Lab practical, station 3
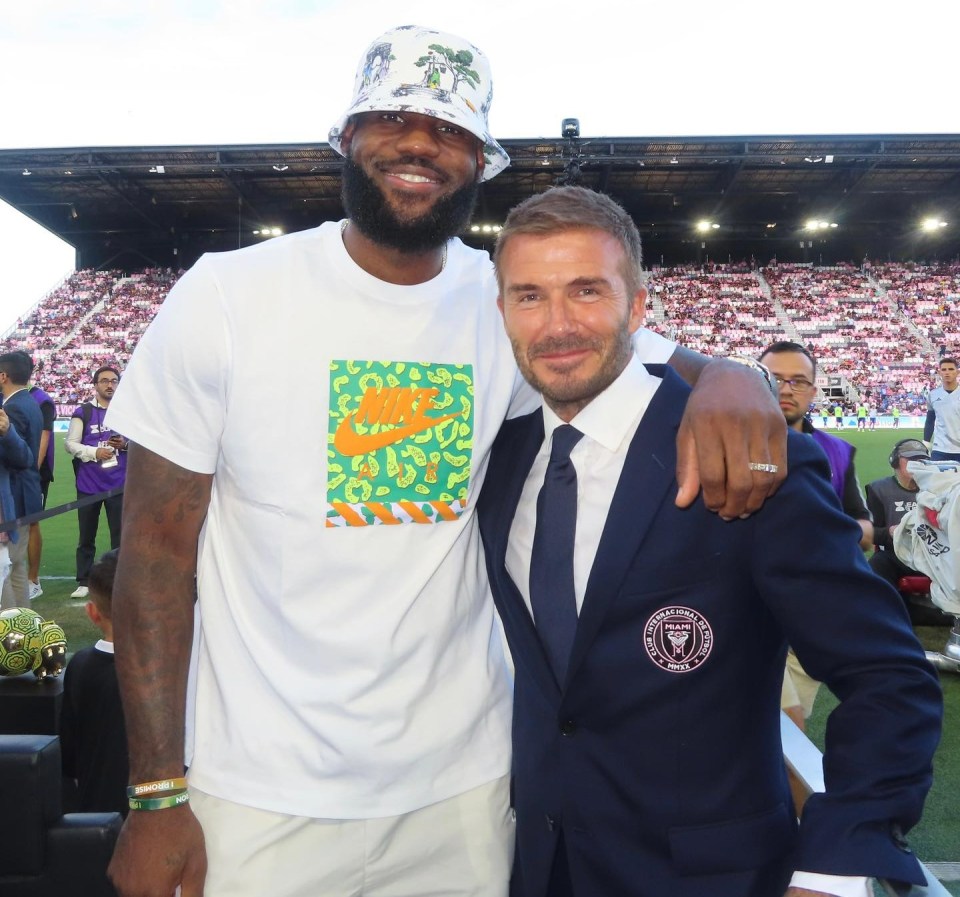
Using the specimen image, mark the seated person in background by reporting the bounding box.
[866,439,949,625]
[60,548,128,816]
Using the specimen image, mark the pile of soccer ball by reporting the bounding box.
[0,607,67,679]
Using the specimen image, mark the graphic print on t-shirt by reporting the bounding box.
[327,360,475,526]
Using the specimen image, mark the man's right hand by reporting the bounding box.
[108,805,207,897]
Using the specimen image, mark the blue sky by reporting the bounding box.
[1,0,954,332]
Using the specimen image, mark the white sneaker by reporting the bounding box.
[70,585,89,599]
[28,580,43,600]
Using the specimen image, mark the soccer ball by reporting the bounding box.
[0,607,43,676]
[35,620,68,679]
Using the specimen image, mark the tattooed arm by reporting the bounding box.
[108,444,212,897]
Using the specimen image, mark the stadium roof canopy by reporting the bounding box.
[1,133,959,270]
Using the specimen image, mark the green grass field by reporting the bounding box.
[27,428,960,886]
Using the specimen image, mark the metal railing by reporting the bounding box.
[780,712,952,897]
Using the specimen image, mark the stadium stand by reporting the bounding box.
[2,268,180,408]
[2,260,958,414]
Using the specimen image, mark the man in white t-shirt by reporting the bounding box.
[106,25,785,897]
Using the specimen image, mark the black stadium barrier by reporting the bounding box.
[0,487,124,534]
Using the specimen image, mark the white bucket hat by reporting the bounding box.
[328,25,510,182]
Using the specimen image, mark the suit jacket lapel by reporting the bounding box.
[565,368,687,684]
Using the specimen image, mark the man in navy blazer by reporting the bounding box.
[477,187,942,897]
[0,406,33,599]
[0,351,43,608]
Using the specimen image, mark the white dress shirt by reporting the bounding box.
[505,355,870,897]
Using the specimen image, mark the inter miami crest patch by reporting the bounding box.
[644,606,713,673]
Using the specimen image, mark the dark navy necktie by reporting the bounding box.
[529,424,584,684]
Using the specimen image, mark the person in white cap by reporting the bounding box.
[106,25,785,897]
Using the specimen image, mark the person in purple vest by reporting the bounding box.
[759,341,873,732]
[64,365,127,600]
[759,342,872,549]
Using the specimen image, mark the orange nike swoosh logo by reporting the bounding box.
[334,410,464,456]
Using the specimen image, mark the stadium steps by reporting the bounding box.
[866,271,937,358]
[756,270,802,341]
[645,286,667,324]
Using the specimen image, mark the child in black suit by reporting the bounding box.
[60,548,128,815]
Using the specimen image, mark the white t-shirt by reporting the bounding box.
[107,221,676,819]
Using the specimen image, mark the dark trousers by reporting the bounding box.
[75,491,123,585]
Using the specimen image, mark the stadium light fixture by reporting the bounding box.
[148,165,165,174]
[21,169,31,176]
[696,220,712,232]
[272,164,289,172]
[921,218,949,232]
[804,220,836,231]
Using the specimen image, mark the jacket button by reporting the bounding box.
[559,719,577,736]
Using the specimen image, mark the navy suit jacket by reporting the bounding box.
[477,366,942,897]
[2,388,43,518]
[0,421,33,541]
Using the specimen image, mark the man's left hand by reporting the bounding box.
[675,358,787,518]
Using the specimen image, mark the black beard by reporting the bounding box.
[341,156,480,253]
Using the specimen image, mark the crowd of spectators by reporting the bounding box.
[2,268,180,409]
[646,266,781,358]
[3,260,960,416]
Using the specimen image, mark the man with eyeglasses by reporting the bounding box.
[65,366,126,600]
[760,342,874,732]
[760,342,872,549]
